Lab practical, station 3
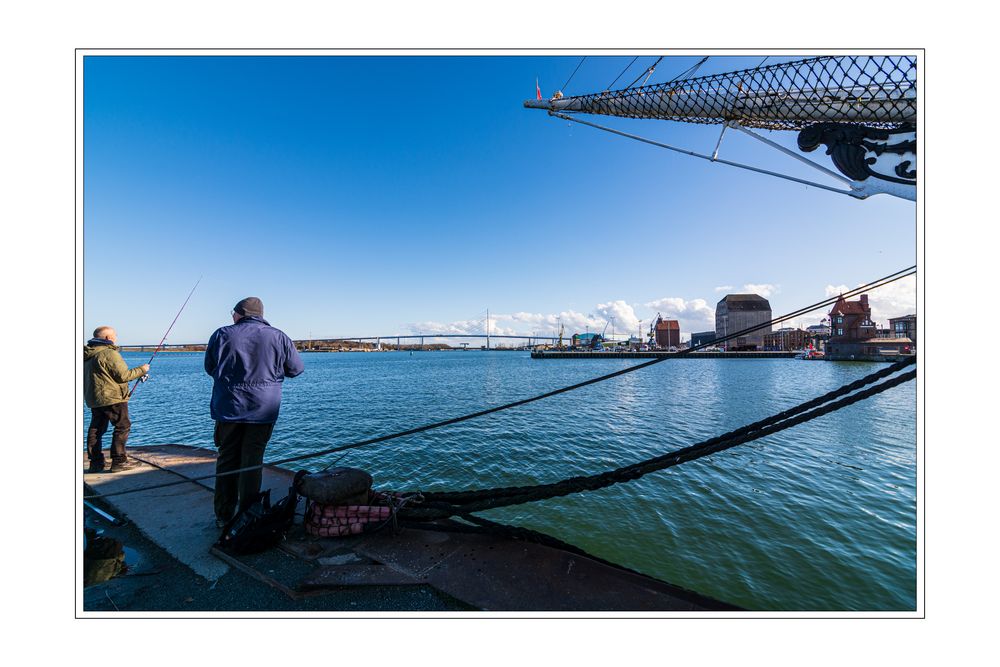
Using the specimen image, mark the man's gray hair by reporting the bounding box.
[93,326,114,339]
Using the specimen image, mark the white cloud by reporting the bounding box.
[402,274,915,344]
[713,284,777,297]
[407,309,601,339]
[743,283,778,298]
[406,319,484,335]
[495,310,606,334]
[643,296,716,334]
[594,300,641,335]
[824,274,916,325]
[548,310,606,334]
[406,301,645,341]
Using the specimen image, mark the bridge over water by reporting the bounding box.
[307,334,562,349]
[121,333,564,352]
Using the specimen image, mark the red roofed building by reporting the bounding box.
[827,294,913,359]
[653,317,680,349]
[828,293,876,342]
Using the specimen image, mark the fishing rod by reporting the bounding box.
[128,276,202,399]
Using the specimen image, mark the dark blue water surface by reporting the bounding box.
[103,350,916,611]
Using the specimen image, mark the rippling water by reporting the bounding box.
[98,350,916,611]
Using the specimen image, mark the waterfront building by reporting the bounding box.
[715,294,772,350]
[762,328,811,351]
[827,294,912,358]
[805,323,831,352]
[691,331,716,348]
[653,317,680,349]
[828,294,875,343]
[571,332,602,349]
[889,314,917,346]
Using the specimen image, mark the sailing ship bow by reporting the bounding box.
[525,56,917,200]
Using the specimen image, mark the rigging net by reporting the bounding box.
[527,56,915,130]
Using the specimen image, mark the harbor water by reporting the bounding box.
[98,350,917,611]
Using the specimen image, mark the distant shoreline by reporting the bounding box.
[119,346,532,353]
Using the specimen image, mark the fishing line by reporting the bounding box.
[128,276,202,399]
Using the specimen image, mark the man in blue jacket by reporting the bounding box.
[204,297,304,528]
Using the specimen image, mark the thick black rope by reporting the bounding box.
[83,266,914,501]
[400,366,916,520]
[413,356,915,506]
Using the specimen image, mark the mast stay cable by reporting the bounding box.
[561,56,587,93]
[606,56,639,91]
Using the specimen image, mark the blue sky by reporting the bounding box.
[83,55,916,344]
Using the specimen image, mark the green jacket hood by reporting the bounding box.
[84,341,120,360]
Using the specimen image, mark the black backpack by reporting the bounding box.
[216,473,303,555]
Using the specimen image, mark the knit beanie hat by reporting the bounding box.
[234,297,264,317]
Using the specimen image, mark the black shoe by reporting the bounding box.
[216,518,229,529]
[86,463,106,474]
[109,460,141,473]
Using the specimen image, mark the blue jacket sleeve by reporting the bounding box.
[283,335,304,378]
[204,330,219,376]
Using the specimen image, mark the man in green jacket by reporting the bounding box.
[84,326,150,473]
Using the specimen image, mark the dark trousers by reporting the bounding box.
[87,403,132,466]
[213,421,275,521]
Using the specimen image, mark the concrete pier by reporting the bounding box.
[84,444,739,611]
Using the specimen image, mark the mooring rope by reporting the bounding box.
[400,362,916,520]
[83,266,915,501]
[411,356,916,507]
